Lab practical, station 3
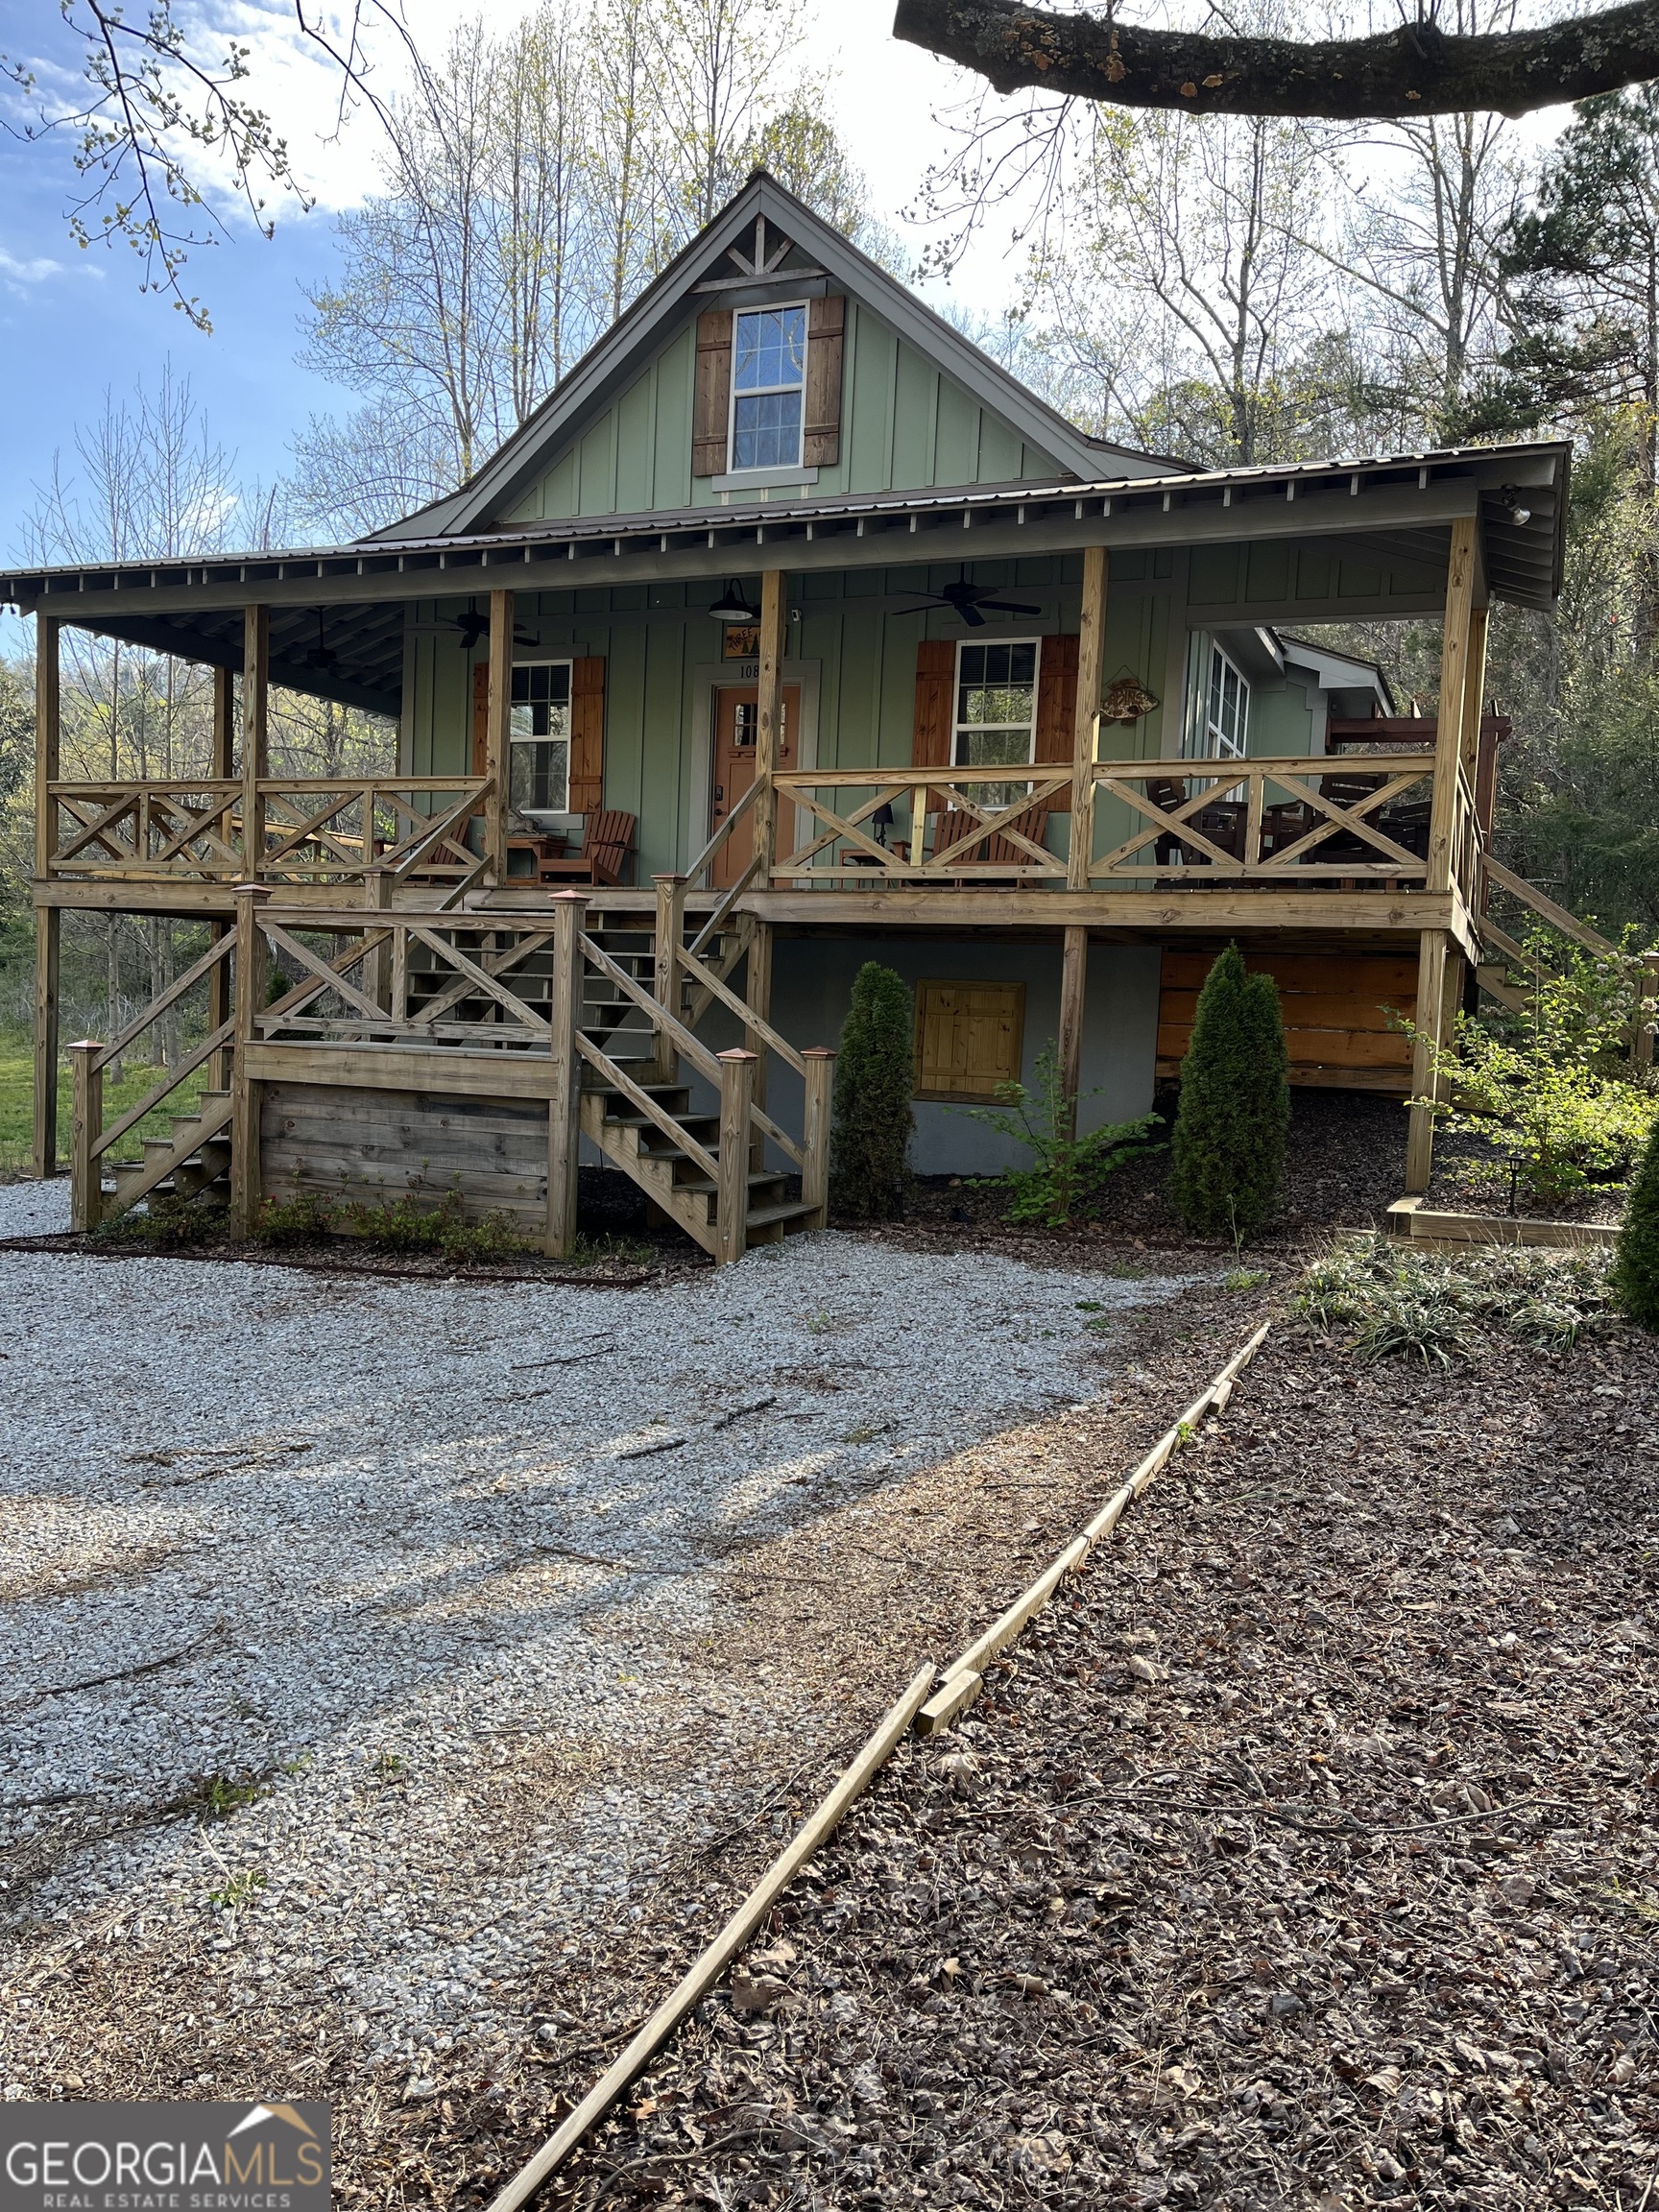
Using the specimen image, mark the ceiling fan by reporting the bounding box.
[896,566,1044,629]
[450,598,541,651]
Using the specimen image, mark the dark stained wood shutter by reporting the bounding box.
[693,309,733,477]
[568,657,606,813]
[804,295,846,468]
[912,639,955,804]
[1033,633,1079,809]
[471,661,489,778]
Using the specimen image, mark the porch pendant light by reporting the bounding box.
[709,579,760,621]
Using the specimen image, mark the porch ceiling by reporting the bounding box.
[1,441,1569,709]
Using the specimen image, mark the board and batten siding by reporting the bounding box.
[503,301,1063,524]
[400,550,1184,878]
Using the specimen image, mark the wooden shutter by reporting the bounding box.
[804,295,846,468]
[693,309,733,478]
[914,980,1026,1101]
[568,657,606,813]
[471,662,489,778]
[1033,632,1079,809]
[912,638,955,774]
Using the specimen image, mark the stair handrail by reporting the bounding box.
[572,1033,719,1183]
[88,1021,235,1166]
[673,941,806,1076]
[1483,854,1620,960]
[86,927,236,1076]
[684,778,759,891]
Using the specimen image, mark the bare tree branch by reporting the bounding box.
[892,0,1659,121]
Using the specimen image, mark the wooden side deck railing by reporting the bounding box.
[45,776,489,884]
[767,751,1477,896]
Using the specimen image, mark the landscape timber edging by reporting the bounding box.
[1386,1195,1621,1251]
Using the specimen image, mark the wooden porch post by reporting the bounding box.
[33,614,60,1178]
[1058,925,1089,1138]
[1459,601,1489,774]
[545,889,587,1259]
[716,1048,757,1266]
[484,589,515,884]
[1405,926,1454,1194]
[242,607,269,879]
[208,662,237,1090]
[1068,544,1106,892]
[229,880,272,1235]
[67,1040,104,1232]
[1427,517,1476,897]
[752,570,786,884]
[801,1046,835,1229]
[652,872,687,1083]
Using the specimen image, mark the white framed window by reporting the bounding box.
[729,304,807,472]
[1204,641,1249,757]
[509,660,571,813]
[952,637,1040,774]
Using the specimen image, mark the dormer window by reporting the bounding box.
[730,305,807,471]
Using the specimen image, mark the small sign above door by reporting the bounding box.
[722,623,760,661]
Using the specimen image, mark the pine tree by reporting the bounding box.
[1169,943,1290,1239]
[829,962,914,1221]
[1612,1128,1659,1327]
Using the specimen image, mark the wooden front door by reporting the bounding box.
[710,684,800,889]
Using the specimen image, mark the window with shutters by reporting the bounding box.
[914,980,1026,1103]
[509,661,571,814]
[729,304,807,470]
[954,638,1039,809]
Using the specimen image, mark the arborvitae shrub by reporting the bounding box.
[1612,1129,1659,1328]
[829,962,914,1221]
[1169,942,1290,1239]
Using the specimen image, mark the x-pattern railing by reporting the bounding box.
[46,776,488,881]
[770,765,1070,882]
[1089,753,1438,880]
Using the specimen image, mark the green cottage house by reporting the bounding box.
[7,173,1571,1259]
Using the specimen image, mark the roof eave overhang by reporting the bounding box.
[2,444,1571,625]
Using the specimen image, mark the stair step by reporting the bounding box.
[745,1200,818,1231]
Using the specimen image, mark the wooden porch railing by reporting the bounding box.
[770,764,1070,883]
[45,776,489,884]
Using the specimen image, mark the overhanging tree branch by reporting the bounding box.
[892,0,1659,120]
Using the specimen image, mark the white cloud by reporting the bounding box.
[0,246,66,284]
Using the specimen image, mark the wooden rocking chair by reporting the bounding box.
[534,808,637,887]
[928,802,1052,879]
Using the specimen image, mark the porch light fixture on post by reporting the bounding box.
[709,580,760,621]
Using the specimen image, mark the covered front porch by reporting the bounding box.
[11,437,1570,1253]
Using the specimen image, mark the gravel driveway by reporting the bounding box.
[0,1180,1204,2128]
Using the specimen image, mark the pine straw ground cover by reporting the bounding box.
[554,1263,1659,2212]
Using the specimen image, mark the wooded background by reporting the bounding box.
[2,0,1656,1053]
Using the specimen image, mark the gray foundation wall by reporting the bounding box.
[691,933,1162,1176]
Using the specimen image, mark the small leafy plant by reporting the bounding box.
[97,1192,222,1247]
[962,1042,1161,1227]
[252,1191,337,1245]
[1299,1233,1612,1365]
[207,1869,268,1911]
[349,1190,528,1262]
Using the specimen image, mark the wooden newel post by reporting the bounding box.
[363,868,393,1010]
[546,891,588,1259]
[229,881,272,1237]
[1405,926,1453,1195]
[67,1041,104,1233]
[716,1048,757,1266]
[1057,925,1089,1138]
[652,872,687,1084]
[1428,517,1476,898]
[801,1047,835,1230]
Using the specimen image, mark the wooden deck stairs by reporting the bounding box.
[101,1089,234,1218]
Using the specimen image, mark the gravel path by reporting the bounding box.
[0,1180,1213,2147]
[561,1317,1659,2210]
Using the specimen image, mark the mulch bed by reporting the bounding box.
[550,1314,1659,2211]
[904,1088,1413,1254]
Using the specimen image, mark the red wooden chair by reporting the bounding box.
[535,809,637,887]
[929,803,1051,877]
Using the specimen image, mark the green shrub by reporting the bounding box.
[1407,926,1657,1207]
[1169,944,1290,1241]
[1300,1233,1612,1364]
[348,1189,528,1262]
[96,1192,221,1247]
[252,1191,336,1245]
[829,962,914,1222]
[1612,1130,1659,1327]
[963,1041,1162,1226]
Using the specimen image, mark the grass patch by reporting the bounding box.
[1299,1233,1613,1366]
[1222,1266,1271,1292]
[0,1034,210,1181]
